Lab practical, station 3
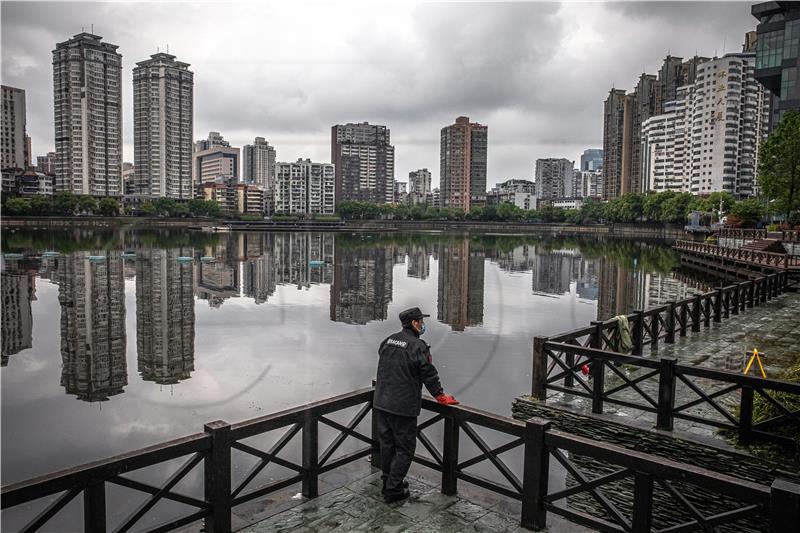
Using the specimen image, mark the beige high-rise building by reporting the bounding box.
[133,53,194,199]
[192,132,240,189]
[440,116,488,211]
[52,33,122,196]
[2,85,27,171]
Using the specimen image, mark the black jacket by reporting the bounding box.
[374,326,444,417]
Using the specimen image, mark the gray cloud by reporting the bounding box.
[1,1,757,187]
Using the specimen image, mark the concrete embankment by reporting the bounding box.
[2,217,692,240]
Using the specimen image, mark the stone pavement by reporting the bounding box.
[546,292,800,443]
[236,465,595,533]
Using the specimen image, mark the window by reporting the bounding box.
[757,30,784,68]
[784,19,800,59]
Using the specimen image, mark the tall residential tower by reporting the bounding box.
[440,116,488,211]
[52,33,122,196]
[331,122,394,205]
[132,53,194,199]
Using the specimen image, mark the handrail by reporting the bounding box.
[2,386,799,532]
[674,239,799,269]
[531,271,798,446]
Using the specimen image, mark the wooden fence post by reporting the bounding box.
[302,411,319,498]
[738,282,748,313]
[760,277,768,304]
[442,414,459,496]
[632,472,654,533]
[679,301,688,337]
[731,284,739,316]
[370,381,381,467]
[691,295,701,333]
[204,420,232,533]
[713,287,723,323]
[84,480,106,533]
[665,302,676,344]
[703,293,711,328]
[747,281,754,308]
[656,358,676,431]
[770,479,800,533]
[531,336,548,401]
[521,417,552,531]
[632,310,645,355]
[590,321,604,350]
[738,386,754,446]
[591,357,605,415]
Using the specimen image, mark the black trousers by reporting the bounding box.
[374,408,417,496]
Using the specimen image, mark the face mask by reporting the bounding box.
[419,323,427,335]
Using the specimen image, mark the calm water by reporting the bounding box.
[1,228,711,488]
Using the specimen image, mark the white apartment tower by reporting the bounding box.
[132,53,194,199]
[52,33,122,196]
[408,168,432,205]
[274,159,335,215]
[2,86,27,170]
[534,158,574,200]
[243,137,276,188]
[642,53,769,196]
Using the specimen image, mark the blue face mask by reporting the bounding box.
[419,323,427,335]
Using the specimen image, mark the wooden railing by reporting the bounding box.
[674,240,800,269]
[5,385,800,532]
[718,228,800,242]
[532,272,800,447]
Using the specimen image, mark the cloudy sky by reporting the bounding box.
[2,1,756,188]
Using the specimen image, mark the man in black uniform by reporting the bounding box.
[374,307,459,503]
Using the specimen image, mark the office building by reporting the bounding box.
[440,116,488,211]
[193,132,239,187]
[752,2,800,129]
[274,159,335,215]
[2,85,27,170]
[580,149,603,171]
[133,53,194,199]
[53,33,122,196]
[331,122,394,204]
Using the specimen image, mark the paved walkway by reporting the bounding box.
[235,466,594,533]
[547,292,800,442]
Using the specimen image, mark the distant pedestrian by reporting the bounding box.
[374,307,458,503]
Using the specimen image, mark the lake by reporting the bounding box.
[1,227,711,488]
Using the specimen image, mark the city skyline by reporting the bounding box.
[1,1,756,190]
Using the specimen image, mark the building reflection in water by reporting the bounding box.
[56,251,128,402]
[330,240,393,324]
[136,248,195,385]
[1,260,35,367]
[437,239,484,331]
[407,244,431,280]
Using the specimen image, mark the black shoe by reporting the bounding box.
[381,480,409,494]
[383,489,410,504]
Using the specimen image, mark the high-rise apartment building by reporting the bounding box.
[602,89,627,200]
[192,132,239,188]
[243,137,276,188]
[53,33,122,196]
[132,53,194,199]
[331,122,394,205]
[440,116,488,211]
[535,158,574,200]
[579,149,603,171]
[274,159,335,215]
[408,168,432,205]
[36,152,57,175]
[641,53,769,196]
[2,85,27,170]
[752,2,800,129]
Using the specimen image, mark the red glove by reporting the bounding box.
[436,393,459,405]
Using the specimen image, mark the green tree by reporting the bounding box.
[729,198,765,227]
[139,202,156,216]
[579,198,605,223]
[659,192,693,223]
[52,192,80,215]
[98,197,120,217]
[643,191,674,221]
[78,195,98,214]
[604,193,643,223]
[153,197,178,216]
[5,197,31,215]
[29,195,53,215]
[706,191,736,216]
[496,202,523,221]
[758,110,800,220]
